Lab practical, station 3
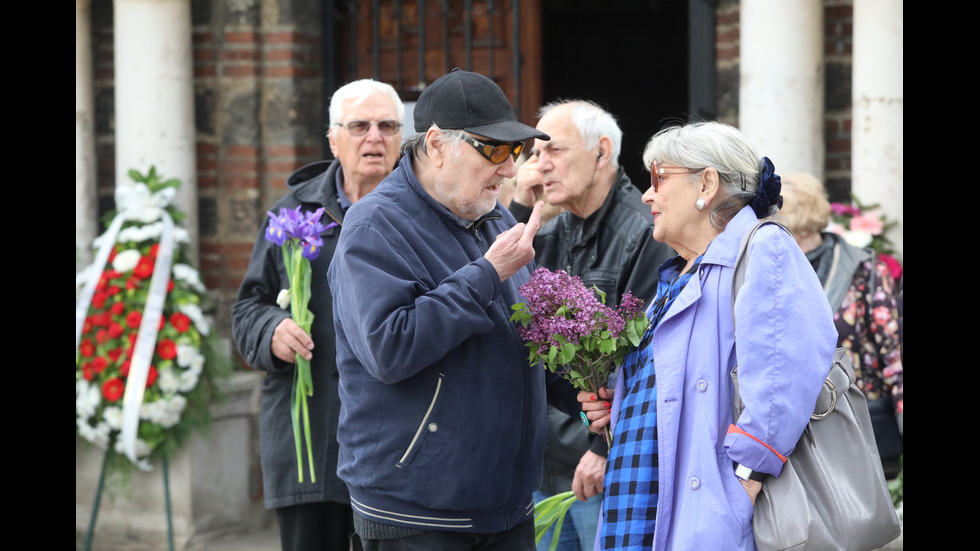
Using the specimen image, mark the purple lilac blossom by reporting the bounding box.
[617,291,644,319]
[518,268,625,355]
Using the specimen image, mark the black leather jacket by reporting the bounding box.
[510,169,674,493]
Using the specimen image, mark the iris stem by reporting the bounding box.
[288,242,316,483]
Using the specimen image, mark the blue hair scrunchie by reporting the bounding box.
[750,156,783,218]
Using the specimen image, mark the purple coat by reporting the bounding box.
[600,206,836,550]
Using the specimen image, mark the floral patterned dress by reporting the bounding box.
[822,253,903,415]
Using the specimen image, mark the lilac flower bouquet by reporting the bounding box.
[512,268,646,548]
[510,267,647,448]
[265,205,336,483]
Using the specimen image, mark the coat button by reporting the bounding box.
[428,423,438,432]
[697,379,708,392]
[689,477,701,490]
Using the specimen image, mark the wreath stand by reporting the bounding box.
[83,450,176,551]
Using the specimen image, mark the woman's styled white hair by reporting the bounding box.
[642,121,774,227]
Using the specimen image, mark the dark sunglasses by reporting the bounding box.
[335,120,402,137]
[650,160,699,192]
[461,134,525,164]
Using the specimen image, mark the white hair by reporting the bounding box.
[328,79,405,129]
[539,99,623,168]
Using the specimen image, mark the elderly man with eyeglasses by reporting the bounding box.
[233,78,404,551]
[326,68,583,551]
[508,100,675,551]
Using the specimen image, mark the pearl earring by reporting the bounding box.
[696,198,705,211]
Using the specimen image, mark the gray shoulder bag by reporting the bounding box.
[730,220,901,551]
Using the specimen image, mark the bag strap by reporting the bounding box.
[731,219,795,330]
[730,220,794,421]
[823,239,871,310]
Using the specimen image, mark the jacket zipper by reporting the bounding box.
[467,214,503,244]
[397,373,445,465]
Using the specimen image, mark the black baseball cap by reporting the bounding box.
[414,68,550,143]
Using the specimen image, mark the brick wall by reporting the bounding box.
[715,0,741,126]
[192,0,325,364]
[824,0,854,203]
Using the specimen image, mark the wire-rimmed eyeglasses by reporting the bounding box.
[334,120,403,137]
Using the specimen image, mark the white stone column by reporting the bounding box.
[114,0,198,258]
[853,0,903,257]
[77,0,98,272]
[739,0,824,178]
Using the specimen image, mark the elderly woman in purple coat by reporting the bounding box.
[579,121,837,551]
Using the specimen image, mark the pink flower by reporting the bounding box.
[830,202,861,217]
[848,212,884,235]
[879,253,903,281]
[827,222,846,236]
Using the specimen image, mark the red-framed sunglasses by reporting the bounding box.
[649,161,700,192]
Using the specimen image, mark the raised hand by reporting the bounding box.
[513,155,544,207]
[485,201,543,281]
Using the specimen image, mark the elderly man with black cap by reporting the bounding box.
[327,68,583,550]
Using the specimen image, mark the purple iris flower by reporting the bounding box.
[265,210,291,246]
[294,208,326,240]
[301,234,324,260]
[266,206,339,261]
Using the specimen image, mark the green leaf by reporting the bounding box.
[627,317,646,347]
[159,178,181,190]
[559,342,577,364]
[290,369,305,483]
[534,491,578,546]
[591,285,608,304]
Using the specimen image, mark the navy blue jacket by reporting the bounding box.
[327,154,579,533]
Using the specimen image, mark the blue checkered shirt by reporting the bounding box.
[601,254,703,550]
